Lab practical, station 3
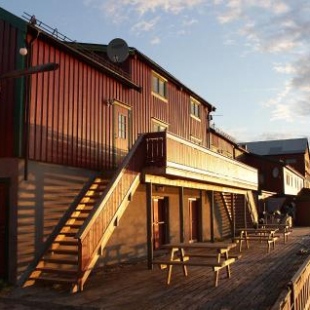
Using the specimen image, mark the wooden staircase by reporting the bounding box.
[24,177,110,288]
[214,191,258,238]
[22,134,147,292]
[214,192,233,238]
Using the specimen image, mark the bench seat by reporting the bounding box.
[152,257,236,286]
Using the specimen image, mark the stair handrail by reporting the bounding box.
[75,134,147,275]
[76,133,146,239]
[18,172,102,286]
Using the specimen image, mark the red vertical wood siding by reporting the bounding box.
[25,34,210,170]
[28,38,120,170]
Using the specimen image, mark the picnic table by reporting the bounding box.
[235,227,279,253]
[258,223,293,243]
[152,242,239,287]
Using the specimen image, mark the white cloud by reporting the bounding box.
[273,63,296,74]
[131,16,161,35]
[86,0,206,16]
[150,36,161,45]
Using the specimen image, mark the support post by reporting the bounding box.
[210,191,215,242]
[179,187,184,242]
[146,183,153,270]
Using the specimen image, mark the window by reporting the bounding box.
[152,71,167,99]
[190,97,200,119]
[118,113,127,139]
[152,118,168,132]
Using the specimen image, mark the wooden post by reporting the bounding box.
[244,194,247,228]
[179,187,184,242]
[199,190,203,241]
[210,191,215,242]
[146,183,153,270]
[232,194,236,238]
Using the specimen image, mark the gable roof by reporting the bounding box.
[240,138,309,156]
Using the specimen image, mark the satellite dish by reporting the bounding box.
[107,38,129,63]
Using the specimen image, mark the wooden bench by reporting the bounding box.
[278,229,292,243]
[152,257,236,287]
[186,253,242,260]
[234,235,279,253]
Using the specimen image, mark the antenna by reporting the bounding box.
[107,38,129,63]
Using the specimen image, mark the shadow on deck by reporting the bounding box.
[3,227,310,310]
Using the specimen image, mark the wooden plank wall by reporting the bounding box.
[25,34,210,171]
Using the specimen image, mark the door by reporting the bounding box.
[113,101,131,166]
[153,197,169,250]
[0,180,9,280]
[189,198,201,242]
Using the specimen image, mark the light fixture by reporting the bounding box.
[19,47,28,56]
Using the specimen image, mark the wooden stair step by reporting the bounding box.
[43,257,78,265]
[36,267,77,274]
[64,224,83,229]
[77,202,96,206]
[48,248,78,255]
[59,231,77,237]
[53,240,78,246]
[75,208,93,213]
[71,213,89,219]
[33,275,77,284]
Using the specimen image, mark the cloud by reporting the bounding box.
[84,0,205,16]
[131,17,161,35]
[83,0,206,39]
[215,1,310,127]
[150,36,161,45]
[273,63,296,74]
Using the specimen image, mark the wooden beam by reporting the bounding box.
[143,174,248,195]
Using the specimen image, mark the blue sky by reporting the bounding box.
[1,0,310,142]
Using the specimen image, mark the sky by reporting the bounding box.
[1,0,310,143]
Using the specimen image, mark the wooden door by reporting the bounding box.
[153,197,169,250]
[0,180,9,280]
[189,199,201,242]
[113,102,131,166]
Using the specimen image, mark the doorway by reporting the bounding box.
[189,198,201,242]
[113,101,131,166]
[0,179,9,280]
[153,197,169,250]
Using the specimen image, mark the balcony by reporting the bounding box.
[144,132,258,191]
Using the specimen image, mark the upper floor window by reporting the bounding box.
[152,117,168,132]
[190,97,200,119]
[152,71,167,100]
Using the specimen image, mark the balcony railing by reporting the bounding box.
[145,132,258,190]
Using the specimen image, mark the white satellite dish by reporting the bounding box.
[107,38,129,63]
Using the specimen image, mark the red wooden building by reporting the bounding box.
[0,8,261,291]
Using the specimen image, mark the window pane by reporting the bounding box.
[118,114,127,139]
[152,76,158,93]
[159,80,165,97]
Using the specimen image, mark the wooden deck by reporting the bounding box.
[2,227,310,310]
